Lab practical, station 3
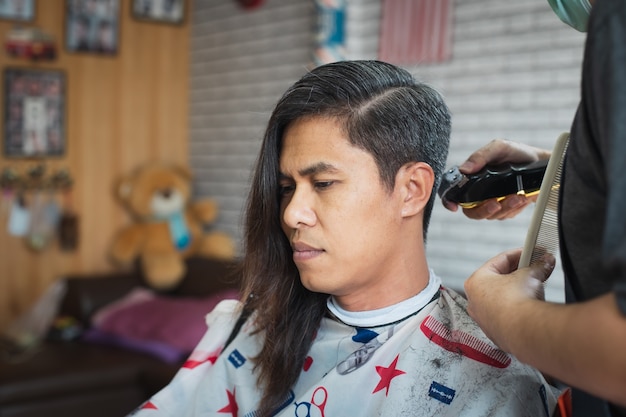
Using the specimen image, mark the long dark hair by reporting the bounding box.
[240,60,450,415]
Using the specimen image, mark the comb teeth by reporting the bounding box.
[528,173,562,267]
[519,133,570,269]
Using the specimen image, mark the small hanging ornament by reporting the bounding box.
[312,0,346,67]
[236,0,265,10]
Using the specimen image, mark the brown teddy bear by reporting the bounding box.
[109,162,235,289]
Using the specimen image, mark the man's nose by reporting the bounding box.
[282,188,316,228]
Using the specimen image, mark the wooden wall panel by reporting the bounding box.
[0,0,190,331]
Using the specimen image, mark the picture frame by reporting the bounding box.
[65,0,119,55]
[3,68,66,158]
[0,0,35,22]
[132,0,185,25]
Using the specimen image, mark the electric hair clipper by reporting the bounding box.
[438,159,549,209]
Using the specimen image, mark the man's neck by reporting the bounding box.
[334,246,431,312]
[328,267,440,327]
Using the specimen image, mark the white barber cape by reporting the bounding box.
[129,272,559,417]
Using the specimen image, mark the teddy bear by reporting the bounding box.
[109,162,235,290]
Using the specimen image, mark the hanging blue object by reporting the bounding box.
[313,0,346,66]
[167,211,192,251]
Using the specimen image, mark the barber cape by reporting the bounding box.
[129,274,559,417]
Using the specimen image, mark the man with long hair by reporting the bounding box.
[130,60,560,417]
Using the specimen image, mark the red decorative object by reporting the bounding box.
[379,0,453,65]
[4,27,56,60]
[237,0,264,10]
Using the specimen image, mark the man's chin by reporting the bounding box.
[299,275,331,294]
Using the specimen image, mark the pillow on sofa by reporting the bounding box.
[82,287,239,363]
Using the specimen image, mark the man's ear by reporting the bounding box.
[398,162,434,218]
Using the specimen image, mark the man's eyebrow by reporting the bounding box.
[299,162,340,177]
[280,162,340,179]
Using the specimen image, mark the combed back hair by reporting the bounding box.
[240,60,451,416]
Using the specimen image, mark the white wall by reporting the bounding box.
[189,0,315,244]
[190,0,586,301]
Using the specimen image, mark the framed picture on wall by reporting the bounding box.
[65,0,119,55]
[0,0,35,21]
[132,0,185,24]
[3,68,66,158]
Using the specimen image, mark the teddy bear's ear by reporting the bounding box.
[173,165,193,181]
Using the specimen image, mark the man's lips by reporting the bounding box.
[292,242,324,261]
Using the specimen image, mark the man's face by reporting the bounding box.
[279,116,406,309]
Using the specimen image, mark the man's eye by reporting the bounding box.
[314,181,334,190]
[279,184,295,196]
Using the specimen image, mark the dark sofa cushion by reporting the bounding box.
[0,341,175,406]
[165,257,242,296]
[59,257,242,327]
[59,273,139,327]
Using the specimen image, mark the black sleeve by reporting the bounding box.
[585,0,626,314]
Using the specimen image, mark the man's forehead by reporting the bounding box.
[278,116,370,177]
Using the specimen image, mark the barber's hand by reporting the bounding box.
[444,139,551,220]
[463,249,555,352]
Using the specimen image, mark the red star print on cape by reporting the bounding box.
[140,401,157,409]
[218,387,239,417]
[372,354,406,396]
[182,347,221,370]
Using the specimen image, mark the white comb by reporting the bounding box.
[518,132,570,269]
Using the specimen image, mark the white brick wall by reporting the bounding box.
[409,0,585,301]
[189,0,315,252]
[190,0,586,301]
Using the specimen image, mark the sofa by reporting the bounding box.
[0,257,241,417]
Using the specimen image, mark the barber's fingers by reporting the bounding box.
[521,254,556,301]
[461,199,501,219]
[442,199,459,212]
[470,248,556,282]
[458,139,551,175]
[491,202,529,220]
[466,249,555,303]
[496,196,535,219]
[484,248,524,275]
[479,248,555,279]
[526,253,556,283]
[461,195,532,220]
[458,139,521,174]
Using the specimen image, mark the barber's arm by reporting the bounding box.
[444,139,551,220]
[464,250,626,406]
